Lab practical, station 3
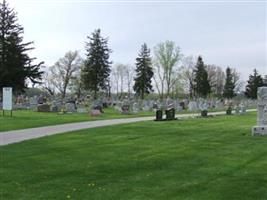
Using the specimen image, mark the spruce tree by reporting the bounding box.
[133,43,154,99]
[245,69,264,99]
[223,67,235,99]
[82,29,112,99]
[0,0,43,92]
[193,56,210,97]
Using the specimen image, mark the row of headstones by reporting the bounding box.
[154,104,247,122]
[3,94,256,116]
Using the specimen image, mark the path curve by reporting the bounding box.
[0,109,256,146]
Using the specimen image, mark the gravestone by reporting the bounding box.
[91,109,101,116]
[252,87,267,136]
[29,96,38,110]
[114,105,122,112]
[176,104,183,112]
[121,104,130,114]
[188,101,198,112]
[77,107,88,114]
[142,100,150,111]
[37,104,50,112]
[240,103,246,114]
[37,95,45,104]
[226,106,232,115]
[215,100,224,110]
[132,102,139,114]
[121,98,131,114]
[51,100,61,112]
[199,101,208,117]
[165,108,176,120]
[165,99,176,120]
[179,101,185,110]
[92,100,103,113]
[155,110,163,121]
[234,105,240,115]
[66,102,76,113]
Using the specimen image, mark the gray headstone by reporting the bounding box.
[66,102,76,113]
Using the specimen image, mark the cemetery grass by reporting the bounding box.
[1,112,267,199]
[0,108,154,132]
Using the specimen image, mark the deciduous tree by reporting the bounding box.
[47,51,82,99]
[153,41,181,99]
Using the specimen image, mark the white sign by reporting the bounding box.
[3,87,12,110]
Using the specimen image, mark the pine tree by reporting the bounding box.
[0,0,43,92]
[193,56,210,97]
[133,43,154,99]
[245,69,264,99]
[223,67,235,99]
[81,29,112,99]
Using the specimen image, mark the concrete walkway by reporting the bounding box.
[0,109,256,146]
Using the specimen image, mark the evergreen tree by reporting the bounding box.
[82,29,112,99]
[0,0,43,92]
[133,43,154,99]
[223,67,235,99]
[193,56,210,97]
[245,69,264,99]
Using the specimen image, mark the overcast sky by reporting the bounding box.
[9,0,267,80]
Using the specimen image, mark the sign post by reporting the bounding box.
[2,87,13,116]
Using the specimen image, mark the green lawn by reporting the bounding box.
[1,112,266,199]
[0,108,154,132]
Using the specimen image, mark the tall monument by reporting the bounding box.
[252,87,267,136]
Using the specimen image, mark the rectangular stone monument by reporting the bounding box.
[91,109,101,116]
[165,108,176,120]
[77,107,88,114]
[66,102,76,113]
[29,96,38,110]
[188,101,198,112]
[252,87,267,136]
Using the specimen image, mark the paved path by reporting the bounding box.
[0,109,256,146]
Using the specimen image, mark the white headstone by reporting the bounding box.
[3,87,12,110]
[188,101,198,112]
[252,87,267,136]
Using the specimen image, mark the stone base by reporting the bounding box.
[252,126,267,136]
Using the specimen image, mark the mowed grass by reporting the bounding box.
[0,108,154,132]
[1,112,267,200]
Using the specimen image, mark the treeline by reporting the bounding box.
[0,1,266,100]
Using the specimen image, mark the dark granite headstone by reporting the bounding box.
[201,110,208,117]
[166,108,175,120]
[155,110,163,121]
